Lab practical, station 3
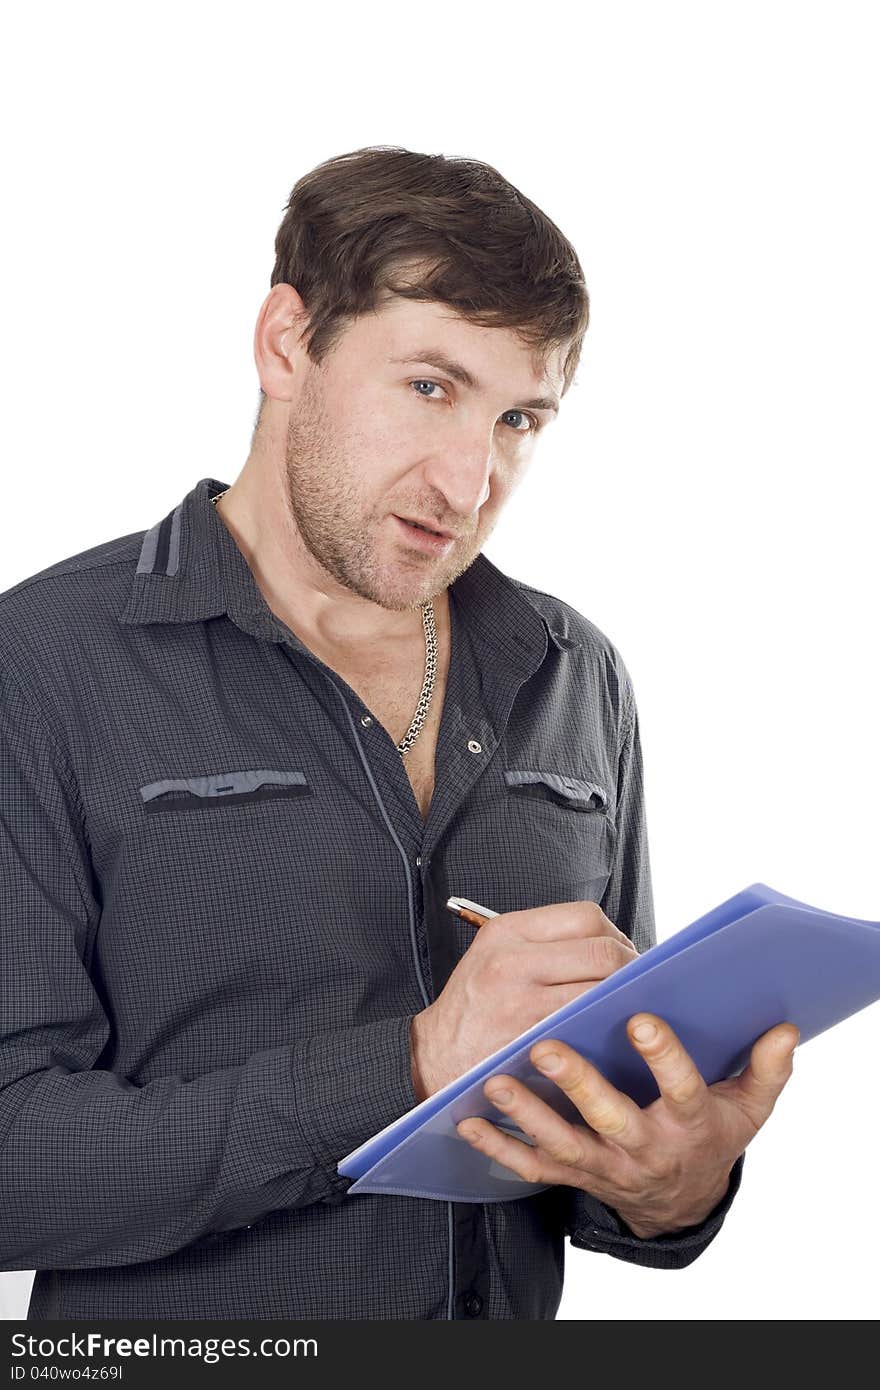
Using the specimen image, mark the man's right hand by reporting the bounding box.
[409,900,639,1101]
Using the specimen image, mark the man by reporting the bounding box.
[0,146,797,1320]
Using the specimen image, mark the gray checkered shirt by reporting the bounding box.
[0,477,742,1320]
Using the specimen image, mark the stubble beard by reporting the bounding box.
[283,380,482,613]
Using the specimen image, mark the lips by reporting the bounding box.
[392,515,456,555]
[397,515,454,538]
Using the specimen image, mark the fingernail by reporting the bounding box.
[632,1021,656,1043]
[459,1124,479,1142]
[535,1051,562,1073]
[488,1087,512,1105]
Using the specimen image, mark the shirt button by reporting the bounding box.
[467,739,482,754]
[360,714,373,727]
[463,1291,483,1317]
[415,854,422,866]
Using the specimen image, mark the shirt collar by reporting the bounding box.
[118,476,567,669]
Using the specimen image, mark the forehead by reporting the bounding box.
[345,294,565,396]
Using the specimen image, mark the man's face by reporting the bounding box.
[282,295,565,614]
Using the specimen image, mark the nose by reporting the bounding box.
[421,424,495,520]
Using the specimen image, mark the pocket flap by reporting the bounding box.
[504,768,608,810]
[140,768,307,803]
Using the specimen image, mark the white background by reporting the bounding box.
[1,1,877,1321]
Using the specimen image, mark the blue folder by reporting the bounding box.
[337,882,880,1202]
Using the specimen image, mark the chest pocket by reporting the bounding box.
[503,767,609,812]
[499,764,617,907]
[139,767,311,813]
[443,763,618,921]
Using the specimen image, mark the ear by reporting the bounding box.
[253,282,311,403]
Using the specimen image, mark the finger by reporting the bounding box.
[455,1116,581,1189]
[529,1038,649,1155]
[500,899,637,951]
[626,1014,710,1126]
[529,935,639,987]
[479,1073,603,1170]
[732,1022,800,1131]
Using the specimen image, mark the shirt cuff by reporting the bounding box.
[565,1152,745,1269]
[290,1013,421,1203]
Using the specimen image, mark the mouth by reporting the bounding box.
[392,515,457,555]
[395,515,454,539]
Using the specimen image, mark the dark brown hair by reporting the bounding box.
[256,145,589,420]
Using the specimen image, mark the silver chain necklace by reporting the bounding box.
[397,599,437,758]
[210,488,436,759]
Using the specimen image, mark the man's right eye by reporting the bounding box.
[410,379,448,401]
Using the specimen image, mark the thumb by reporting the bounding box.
[734,1023,800,1129]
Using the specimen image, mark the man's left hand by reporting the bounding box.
[456,1014,799,1238]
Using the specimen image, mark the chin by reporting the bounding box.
[383,588,434,614]
[372,574,437,613]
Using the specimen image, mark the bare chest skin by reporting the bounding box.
[346,661,448,821]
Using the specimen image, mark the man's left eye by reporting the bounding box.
[501,409,538,434]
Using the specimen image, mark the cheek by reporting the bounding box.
[485,455,527,506]
[504,441,536,481]
[335,411,407,488]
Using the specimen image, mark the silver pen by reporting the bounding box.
[446,895,500,928]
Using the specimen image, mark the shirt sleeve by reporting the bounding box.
[559,666,745,1268]
[0,656,419,1272]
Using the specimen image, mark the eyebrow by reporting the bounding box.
[388,348,560,415]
